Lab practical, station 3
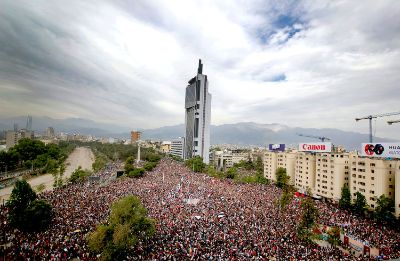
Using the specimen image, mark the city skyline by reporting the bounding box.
[0,1,399,139]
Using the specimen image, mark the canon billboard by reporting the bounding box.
[361,143,400,158]
[299,142,332,152]
[268,144,285,152]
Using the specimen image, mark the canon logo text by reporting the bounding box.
[302,144,326,151]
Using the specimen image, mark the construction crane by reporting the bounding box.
[297,133,331,142]
[355,111,400,143]
[388,119,400,125]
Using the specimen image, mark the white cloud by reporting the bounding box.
[0,0,399,138]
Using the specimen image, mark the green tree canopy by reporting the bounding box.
[185,156,206,173]
[87,195,155,260]
[6,180,52,231]
[127,168,145,178]
[297,196,319,241]
[374,194,395,225]
[353,192,367,216]
[276,167,289,188]
[69,166,91,183]
[339,185,351,210]
[23,199,53,231]
[226,167,237,179]
[12,138,47,162]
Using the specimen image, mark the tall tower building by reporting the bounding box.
[184,59,211,164]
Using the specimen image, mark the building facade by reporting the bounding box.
[263,149,400,217]
[160,141,171,153]
[131,131,142,144]
[184,59,211,164]
[46,127,55,138]
[349,154,396,209]
[6,129,34,149]
[169,137,185,160]
[315,153,350,201]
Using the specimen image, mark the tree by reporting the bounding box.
[255,156,264,173]
[6,180,52,231]
[87,195,155,260]
[276,167,289,188]
[124,156,135,174]
[143,162,157,171]
[353,192,367,216]
[297,196,319,241]
[127,168,145,178]
[185,156,206,173]
[339,185,351,210]
[12,138,47,162]
[69,166,91,183]
[22,199,53,231]
[327,226,341,246]
[374,195,395,225]
[226,167,237,179]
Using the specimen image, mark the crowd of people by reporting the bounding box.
[0,158,399,260]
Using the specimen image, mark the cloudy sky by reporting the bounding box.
[0,0,399,138]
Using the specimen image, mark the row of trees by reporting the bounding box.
[339,185,397,226]
[0,139,75,173]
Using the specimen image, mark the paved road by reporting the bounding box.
[0,147,94,203]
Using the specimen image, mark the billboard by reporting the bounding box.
[299,142,332,152]
[361,143,400,158]
[268,144,285,152]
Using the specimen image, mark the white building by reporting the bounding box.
[169,137,185,160]
[184,59,211,164]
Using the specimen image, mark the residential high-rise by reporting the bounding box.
[131,131,141,143]
[169,137,185,159]
[6,129,34,149]
[184,59,211,163]
[46,127,55,138]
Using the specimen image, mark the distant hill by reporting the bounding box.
[142,122,396,150]
[0,117,396,150]
[0,116,130,136]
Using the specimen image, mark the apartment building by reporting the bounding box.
[6,129,34,149]
[169,138,185,160]
[264,149,400,217]
[264,151,278,181]
[315,153,350,201]
[278,151,297,185]
[264,151,296,184]
[396,165,400,218]
[349,154,396,209]
[232,150,250,165]
[295,152,316,194]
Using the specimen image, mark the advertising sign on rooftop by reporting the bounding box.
[361,143,400,158]
[268,144,285,152]
[299,142,332,152]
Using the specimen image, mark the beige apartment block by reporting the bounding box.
[395,163,400,217]
[264,151,278,181]
[277,151,297,185]
[295,152,316,194]
[349,154,396,210]
[315,153,350,201]
[232,150,249,165]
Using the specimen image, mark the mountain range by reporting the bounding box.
[0,116,396,150]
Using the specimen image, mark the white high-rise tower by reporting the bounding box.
[184,59,211,164]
